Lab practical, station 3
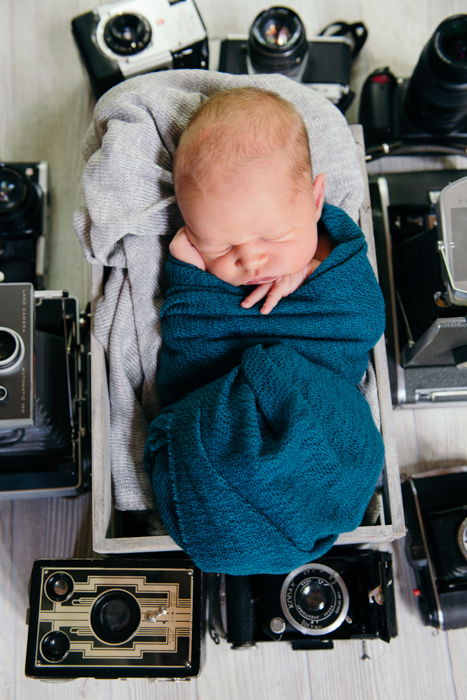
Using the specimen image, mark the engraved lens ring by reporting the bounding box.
[280,563,349,635]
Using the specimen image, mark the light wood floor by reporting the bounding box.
[1,1,467,698]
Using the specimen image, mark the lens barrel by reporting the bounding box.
[103,13,152,56]
[0,165,41,235]
[248,6,308,75]
[405,14,467,134]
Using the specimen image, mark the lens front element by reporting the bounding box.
[104,13,152,56]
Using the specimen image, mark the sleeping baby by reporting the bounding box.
[170,86,334,314]
[145,86,386,576]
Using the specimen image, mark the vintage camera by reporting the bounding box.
[210,549,396,650]
[72,0,209,98]
[25,557,204,679]
[359,14,467,155]
[218,7,360,110]
[0,283,90,498]
[402,468,467,630]
[0,162,47,286]
[370,170,467,406]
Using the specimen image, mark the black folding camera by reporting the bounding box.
[0,283,90,498]
[72,0,209,98]
[25,557,204,679]
[370,170,467,406]
[402,468,467,630]
[210,549,396,651]
[0,161,47,287]
[359,14,467,155]
[218,6,356,111]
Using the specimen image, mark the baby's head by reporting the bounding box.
[173,87,325,287]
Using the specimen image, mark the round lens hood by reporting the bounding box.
[280,563,349,635]
[90,589,141,644]
[0,327,24,371]
[248,6,308,74]
[40,630,71,663]
[103,13,152,56]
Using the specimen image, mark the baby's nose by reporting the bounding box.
[236,246,268,271]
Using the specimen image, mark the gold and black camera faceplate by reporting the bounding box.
[25,558,203,679]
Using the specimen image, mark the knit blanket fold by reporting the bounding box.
[144,204,386,575]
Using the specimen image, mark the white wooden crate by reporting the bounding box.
[91,125,405,555]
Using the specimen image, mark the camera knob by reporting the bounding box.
[269,616,286,635]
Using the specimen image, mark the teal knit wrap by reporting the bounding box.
[145,204,386,574]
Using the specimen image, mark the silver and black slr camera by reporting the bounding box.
[0,283,90,498]
[218,7,367,111]
[72,0,209,98]
[402,468,467,630]
[359,14,467,156]
[211,549,396,650]
[0,162,47,286]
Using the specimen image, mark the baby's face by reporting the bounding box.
[177,158,325,287]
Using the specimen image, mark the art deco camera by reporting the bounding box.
[210,549,396,650]
[72,0,209,98]
[402,468,467,630]
[218,6,357,110]
[359,14,467,155]
[25,558,204,679]
[0,161,47,286]
[0,283,90,498]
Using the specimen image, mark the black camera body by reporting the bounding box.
[0,283,90,498]
[370,169,467,406]
[72,0,209,98]
[359,15,467,153]
[0,162,47,286]
[25,557,204,679]
[219,36,352,108]
[402,468,467,630]
[219,549,396,650]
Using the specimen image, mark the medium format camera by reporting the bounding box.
[0,162,47,286]
[402,467,467,630]
[0,283,90,498]
[72,0,209,98]
[370,169,467,406]
[359,14,467,155]
[212,549,396,650]
[218,6,359,111]
[25,558,203,679]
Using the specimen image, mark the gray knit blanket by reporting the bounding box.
[73,69,365,511]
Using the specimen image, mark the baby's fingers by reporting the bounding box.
[260,285,286,315]
[241,282,273,308]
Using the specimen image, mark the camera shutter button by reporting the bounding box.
[0,385,7,402]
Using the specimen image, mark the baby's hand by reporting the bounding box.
[241,259,321,314]
[169,227,206,270]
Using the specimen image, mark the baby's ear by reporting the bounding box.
[312,173,326,219]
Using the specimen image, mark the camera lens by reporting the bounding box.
[0,165,41,235]
[405,14,467,134]
[104,13,152,56]
[45,572,74,602]
[90,589,141,644]
[248,7,308,75]
[0,328,23,369]
[280,563,349,635]
[40,631,70,663]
